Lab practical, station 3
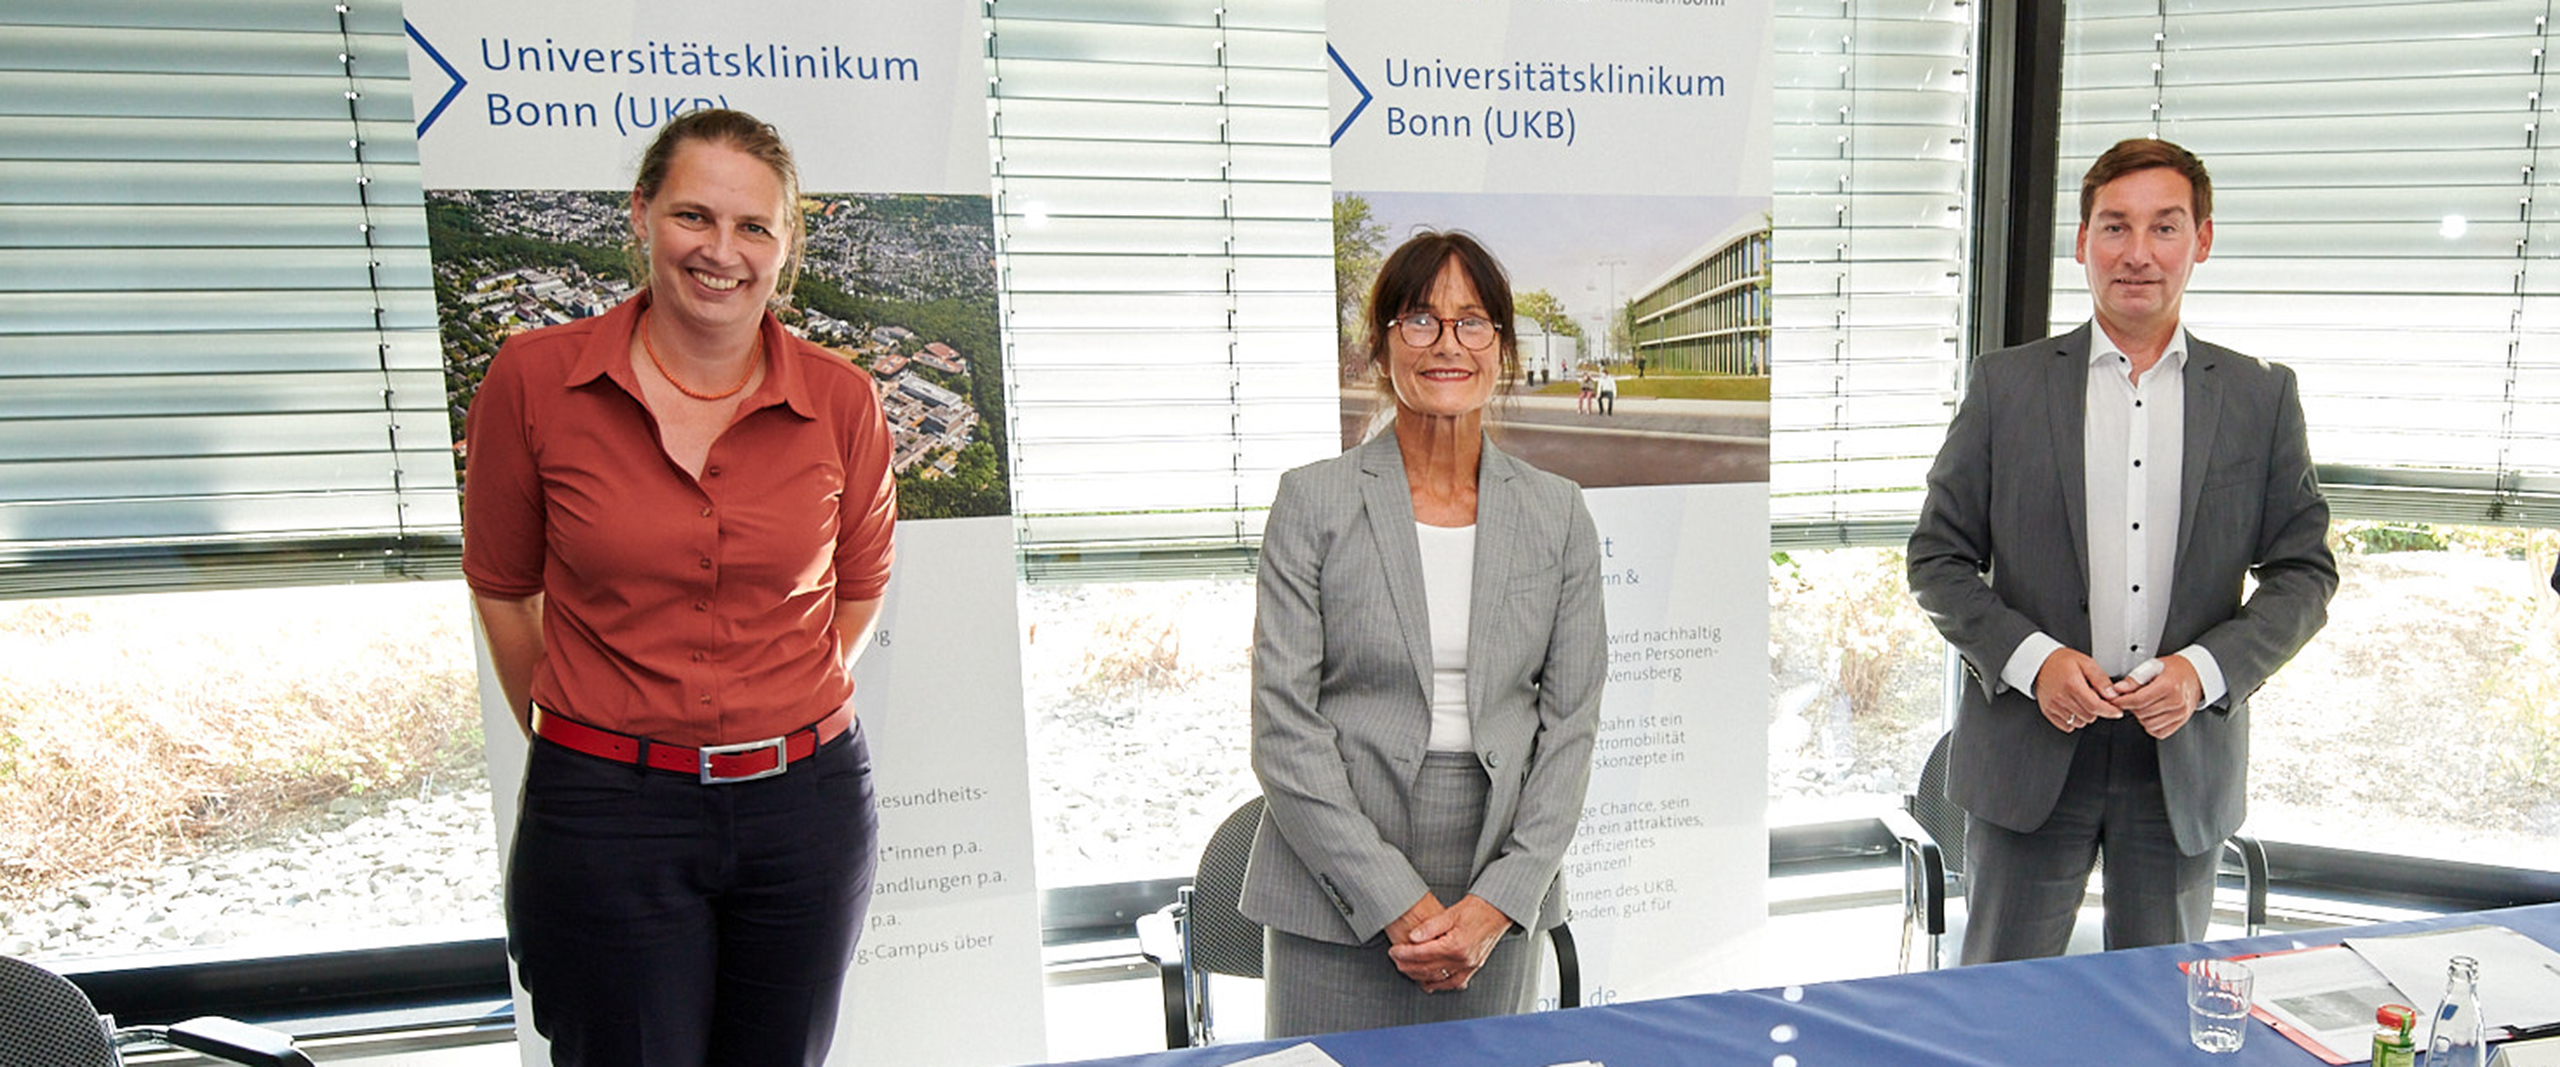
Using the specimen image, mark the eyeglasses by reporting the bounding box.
[1389,312,1501,351]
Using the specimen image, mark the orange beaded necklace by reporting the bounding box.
[638,310,760,401]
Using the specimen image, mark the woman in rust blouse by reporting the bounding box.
[461,108,895,1066]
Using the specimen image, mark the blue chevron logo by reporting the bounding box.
[1327,44,1371,146]
[405,20,468,138]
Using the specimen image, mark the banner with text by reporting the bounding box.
[1328,0,1774,1003]
[408,3,1044,1063]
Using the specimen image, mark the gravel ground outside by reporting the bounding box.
[1766,544,2560,868]
[9,541,2556,963]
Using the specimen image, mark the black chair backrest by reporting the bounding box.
[1909,731,1966,882]
[0,955,119,1067]
[1188,795,1268,980]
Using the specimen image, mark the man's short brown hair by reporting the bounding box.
[2080,137,2212,225]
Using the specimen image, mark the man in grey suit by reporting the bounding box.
[1908,138,2337,963]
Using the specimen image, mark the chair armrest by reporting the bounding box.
[1878,807,1937,853]
[1549,921,1580,1010]
[2224,834,2269,936]
[1135,902,1184,967]
[1879,809,1948,936]
[1134,901,1191,1048]
[163,1016,316,1067]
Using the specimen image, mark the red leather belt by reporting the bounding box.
[530,704,852,784]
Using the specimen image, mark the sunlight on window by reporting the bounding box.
[1017,579,1258,889]
[0,583,494,960]
[1767,547,1944,824]
[2247,524,2560,868]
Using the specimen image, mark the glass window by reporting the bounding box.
[1017,577,1257,887]
[0,583,493,961]
[1766,546,1946,823]
[1771,0,1979,544]
[989,1,1338,559]
[0,0,486,967]
[2055,3,2560,869]
[2245,524,2560,868]
[0,1,456,596]
[1767,0,1979,811]
[2055,0,2560,518]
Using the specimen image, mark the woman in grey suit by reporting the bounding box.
[1244,231,1608,1036]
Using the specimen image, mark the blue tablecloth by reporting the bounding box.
[1058,902,2560,1067]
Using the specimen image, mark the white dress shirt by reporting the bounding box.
[2000,323,2229,707]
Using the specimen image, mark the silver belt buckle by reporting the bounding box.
[699,735,788,784]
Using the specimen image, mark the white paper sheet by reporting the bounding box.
[2344,925,2560,1034]
[2495,1035,2560,1067]
[2237,945,2408,1062]
[1223,1044,1347,1067]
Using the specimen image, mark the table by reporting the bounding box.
[1052,902,2560,1067]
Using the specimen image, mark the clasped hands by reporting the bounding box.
[1384,892,1512,994]
[2035,648,2201,739]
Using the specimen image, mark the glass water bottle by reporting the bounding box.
[2419,955,2485,1067]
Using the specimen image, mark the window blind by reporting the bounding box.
[0,0,452,598]
[2056,0,2560,527]
[1771,0,1980,548]
[986,0,1339,579]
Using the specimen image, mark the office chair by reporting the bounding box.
[0,954,314,1067]
[1138,795,1582,1048]
[1883,731,2270,971]
[1135,795,1268,1048]
[1879,730,1965,972]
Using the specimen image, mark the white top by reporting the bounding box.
[1415,521,1476,752]
[2001,323,2229,704]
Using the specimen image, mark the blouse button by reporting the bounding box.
[694,600,711,612]
[700,506,714,518]
[698,557,713,570]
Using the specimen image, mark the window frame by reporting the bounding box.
[22,0,2560,1039]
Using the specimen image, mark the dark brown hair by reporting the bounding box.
[2080,137,2212,225]
[1364,230,1519,376]
[628,108,806,302]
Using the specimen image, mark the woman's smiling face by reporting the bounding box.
[1382,257,1501,421]
[629,138,791,334]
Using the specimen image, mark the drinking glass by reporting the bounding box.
[2186,958,2254,1053]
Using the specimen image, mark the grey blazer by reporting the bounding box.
[1242,429,1608,945]
[1907,324,2337,856]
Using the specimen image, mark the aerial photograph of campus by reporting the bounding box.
[428,188,1008,519]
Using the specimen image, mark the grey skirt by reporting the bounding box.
[1263,751,1545,1038]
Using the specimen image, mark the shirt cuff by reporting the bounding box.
[2173,645,2228,709]
[2001,632,2065,697]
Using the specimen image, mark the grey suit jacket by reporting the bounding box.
[1907,324,2337,856]
[1242,429,1608,945]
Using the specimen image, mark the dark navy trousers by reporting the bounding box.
[507,724,878,1066]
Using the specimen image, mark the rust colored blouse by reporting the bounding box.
[461,294,896,747]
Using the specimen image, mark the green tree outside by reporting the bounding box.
[1514,289,1585,341]
[1333,194,1386,383]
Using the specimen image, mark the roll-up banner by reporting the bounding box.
[406,4,1045,1063]
[1327,1,1775,1002]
